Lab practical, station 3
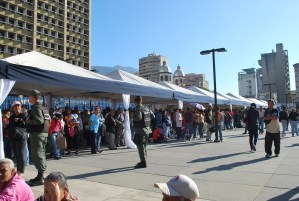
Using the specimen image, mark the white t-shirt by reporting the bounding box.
[176,112,182,127]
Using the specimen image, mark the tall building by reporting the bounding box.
[258,43,290,103]
[184,73,209,89]
[0,0,91,69]
[139,53,169,83]
[293,63,299,106]
[238,68,257,98]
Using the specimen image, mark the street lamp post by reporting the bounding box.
[263,83,276,99]
[200,48,226,142]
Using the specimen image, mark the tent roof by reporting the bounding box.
[159,82,212,103]
[188,86,229,105]
[0,51,173,100]
[247,98,268,108]
[226,93,252,106]
[214,91,245,106]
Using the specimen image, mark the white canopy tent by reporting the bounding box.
[187,86,229,105]
[247,98,268,108]
[226,93,252,108]
[159,81,213,103]
[214,91,245,106]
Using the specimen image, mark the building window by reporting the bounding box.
[0,16,5,23]
[7,47,14,54]
[16,35,23,41]
[0,30,5,38]
[51,43,55,49]
[16,48,22,54]
[8,18,14,25]
[17,7,24,14]
[160,76,163,81]
[25,37,31,44]
[8,33,14,39]
[17,20,23,27]
[37,26,42,33]
[26,23,31,30]
[37,13,42,20]
[58,45,62,51]
[0,45,4,53]
[0,2,6,8]
[58,21,63,27]
[165,75,168,81]
[36,40,41,46]
[66,47,70,53]
[58,33,62,39]
[44,41,48,47]
[26,10,32,17]
[44,29,48,35]
[9,4,16,11]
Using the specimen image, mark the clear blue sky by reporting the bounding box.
[91,0,299,94]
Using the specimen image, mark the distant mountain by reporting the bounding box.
[91,65,138,75]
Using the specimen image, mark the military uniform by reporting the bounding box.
[133,104,154,168]
[27,90,48,186]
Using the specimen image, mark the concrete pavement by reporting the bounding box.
[24,128,299,201]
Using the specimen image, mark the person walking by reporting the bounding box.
[264,99,280,158]
[279,106,288,137]
[175,109,183,140]
[212,107,223,142]
[258,106,265,134]
[247,103,260,152]
[26,90,48,186]
[133,96,155,169]
[288,108,298,137]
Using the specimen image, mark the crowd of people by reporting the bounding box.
[1,88,295,200]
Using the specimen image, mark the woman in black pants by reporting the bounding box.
[8,101,28,177]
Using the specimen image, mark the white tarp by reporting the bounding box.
[188,86,229,105]
[122,94,136,149]
[0,79,15,159]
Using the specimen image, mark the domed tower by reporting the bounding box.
[173,65,185,85]
[158,61,172,82]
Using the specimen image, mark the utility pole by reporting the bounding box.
[263,83,276,99]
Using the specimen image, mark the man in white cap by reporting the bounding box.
[154,174,199,201]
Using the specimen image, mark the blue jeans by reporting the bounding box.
[281,120,288,134]
[290,121,298,136]
[258,118,264,133]
[96,129,102,151]
[215,124,223,141]
[185,122,193,136]
[49,132,60,157]
[25,142,29,165]
[3,136,11,158]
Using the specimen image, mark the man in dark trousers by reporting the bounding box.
[133,96,155,168]
[247,103,260,152]
[264,99,280,158]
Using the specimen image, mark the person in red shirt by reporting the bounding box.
[152,128,165,143]
[48,112,63,160]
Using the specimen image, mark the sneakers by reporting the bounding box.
[134,161,147,169]
[265,154,271,158]
[214,139,220,142]
[274,154,279,157]
[252,146,256,151]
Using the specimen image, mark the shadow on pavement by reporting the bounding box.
[268,186,299,201]
[287,143,299,148]
[67,166,134,180]
[188,152,249,163]
[193,157,267,174]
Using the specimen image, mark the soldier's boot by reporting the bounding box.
[134,161,147,169]
[29,172,44,186]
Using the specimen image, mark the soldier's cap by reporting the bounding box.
[30,89,41,98]
[135,96,142,101]
[154,174,199,201]
[250,103,256,109]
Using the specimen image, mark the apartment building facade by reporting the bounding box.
[0,0,91,69]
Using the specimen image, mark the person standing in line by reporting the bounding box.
[258,106,265,134]
[133,96,155,169]
[264,99,280,158]
[204,104,213,141]
[279,106,288,137]
[184,107,193,137]
[89,106,104,154]
[212,107,223,142]
[115,109,125,147]
[8,101,28,176]
[175,109,183,140]
[105,109,117,150]
[26,90,48,186]
[2,110,11,159]
[247,103,260,152]
[288,108,298,137]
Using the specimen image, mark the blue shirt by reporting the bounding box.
[89,113,105,133]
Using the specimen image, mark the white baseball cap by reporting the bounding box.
[154,175,199,201]
[12,101,21,107]
[56,105,62,110]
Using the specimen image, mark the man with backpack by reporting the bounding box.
[133,96,155,169]
[26,89,49,186]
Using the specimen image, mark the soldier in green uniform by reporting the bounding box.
[26,90,48,186]
[133,96,155,169]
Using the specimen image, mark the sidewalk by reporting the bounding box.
[24,128,299,201]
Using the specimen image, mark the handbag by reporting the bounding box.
[13,127,27,141]
[56,133,67,149]
[209,127,216,133]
